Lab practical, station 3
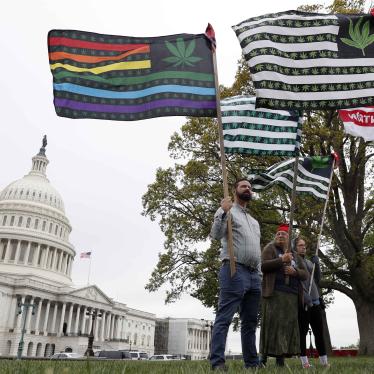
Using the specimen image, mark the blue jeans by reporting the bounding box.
[210,262,261,368]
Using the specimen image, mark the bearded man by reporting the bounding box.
[209,178,262,371]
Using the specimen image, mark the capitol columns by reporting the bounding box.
[67,303,74,335]
[58,302,66,336]
[25,296,34,333]
[4,239,11,262]
[106,313,112,340]
[14,240,22,263]
[34,298,43,335]
[43,300,51,336]
[100,311,106,341]
[56,250,62,272]
[74,305,81,335]
[51,302,58,334]
[87,309,93,334]
[15,295,25,331]
[33,244,41,267]
[52,248,58,271]
[94,309,100,341]
[120,316,125,340]
[62,253,68,274]
[81,306,88,334]
[7,296,17,330]
[110,314,115,340]
[24,242,31,264]
[42,246,48,268]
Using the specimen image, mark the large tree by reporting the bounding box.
[142,0,374,354]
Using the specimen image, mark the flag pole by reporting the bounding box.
[308,157,336,295]
[285,155,299,285]
[287,155,300,251]
[208,25,236,276]
[87,255,92,286]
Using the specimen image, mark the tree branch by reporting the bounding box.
[319,279,356,300]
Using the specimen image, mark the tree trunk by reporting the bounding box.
[321,309,332,355]
[355,298,374,355]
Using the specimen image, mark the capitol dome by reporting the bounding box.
[0,137,75,285]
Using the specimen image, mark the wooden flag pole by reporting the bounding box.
[308,157,336,295]
[211,48,236,277]
[287,155,300,252]
[285,155,299,285]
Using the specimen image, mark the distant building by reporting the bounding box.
[0,141,156,357]
[155,318,212,360]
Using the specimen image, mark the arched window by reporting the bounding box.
[49,223,53,233]
[18,216,23,227]
[26,217,31,228]
[27,342,33,357]
[42,221,46,231]
[34,219,39,230]
[44,344,50,357]
[36,343,42,357]
[6,340,11,355]
[2,216,7,226]
[10,216,15,226]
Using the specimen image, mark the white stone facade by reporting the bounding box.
[162,318,212,360]
[0,143,156,357]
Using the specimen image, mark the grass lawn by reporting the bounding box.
[0,357,373,373]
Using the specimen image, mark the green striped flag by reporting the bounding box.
[221,95,302,156]
[248,155,334,200]
[48,29,216,121]
[233,10,374,110]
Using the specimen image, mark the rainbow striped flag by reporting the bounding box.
[48,30,217,121]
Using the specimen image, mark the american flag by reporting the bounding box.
[80,251,92,259]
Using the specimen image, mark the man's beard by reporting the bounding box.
[237,192,252,201]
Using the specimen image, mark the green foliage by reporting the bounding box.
[326,0,365,14]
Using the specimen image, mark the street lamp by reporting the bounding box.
[204,320,213,359]
[16,301,36,360]
[85,310,102,357]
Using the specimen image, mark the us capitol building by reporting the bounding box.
[0,139,211,359]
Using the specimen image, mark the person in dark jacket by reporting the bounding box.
[295,236,330,368]
[260,224,307,367]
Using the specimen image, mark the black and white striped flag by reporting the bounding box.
[221,95,303,156]
[248,155,334,200]
[233,10,374,110]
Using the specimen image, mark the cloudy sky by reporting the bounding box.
[1,0,361,351]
